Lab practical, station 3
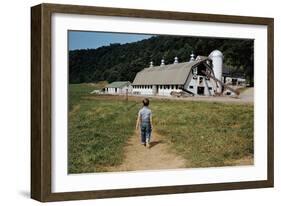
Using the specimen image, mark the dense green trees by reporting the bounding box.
[69,35,254,85]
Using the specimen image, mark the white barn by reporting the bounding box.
[132,50,226,96]
[104,81,133,94]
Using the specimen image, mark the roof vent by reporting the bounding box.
[190,52,195,61]
[161,58,165,66]
[174,56,179,64]
[150,61,153,67]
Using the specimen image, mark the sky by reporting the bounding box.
[68,31,153,50]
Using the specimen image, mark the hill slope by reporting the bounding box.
[69,35,253,84]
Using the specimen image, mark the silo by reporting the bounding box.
[209,50,223,93]
[209,50,223,81]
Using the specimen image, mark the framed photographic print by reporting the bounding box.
[31,3,274,202]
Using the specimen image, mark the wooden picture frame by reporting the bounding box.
[31,3,274,202]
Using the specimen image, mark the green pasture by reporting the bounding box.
[68,83,253,173]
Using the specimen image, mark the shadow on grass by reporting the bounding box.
[149,140,164,148]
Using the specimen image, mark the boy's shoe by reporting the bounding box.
[146,142,150,148]
[141,142,146,147]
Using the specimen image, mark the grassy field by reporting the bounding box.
[152,100,253,167]
[68,83,253,173]
[68,83,138,173]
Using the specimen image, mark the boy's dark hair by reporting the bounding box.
[143,98,149,106]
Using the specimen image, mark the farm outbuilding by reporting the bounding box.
[222,65,247,87]
[132,50,243,97]
[104,81,133,94]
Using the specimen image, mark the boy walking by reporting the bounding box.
[135,98,153,148]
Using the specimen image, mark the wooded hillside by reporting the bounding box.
[69,35,254,85]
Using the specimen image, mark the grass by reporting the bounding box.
[68,83,139,173]
[68,84,253,173]
[151,100,253,167]
[68,81,107,110]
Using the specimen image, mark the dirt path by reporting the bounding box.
[239,87,254,102]
[106,130,187,172]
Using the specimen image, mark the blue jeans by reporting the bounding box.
[140,123,152,144]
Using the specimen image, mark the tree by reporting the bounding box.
[69,35,254,84]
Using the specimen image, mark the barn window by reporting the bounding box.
[160,85,162,89]
[189,85,194,89]
[175,85,178,89]
[208,87,212,90]
[192,67,198,75]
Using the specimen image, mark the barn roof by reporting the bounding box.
[132,57,208,85]
[105,81,131,88]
